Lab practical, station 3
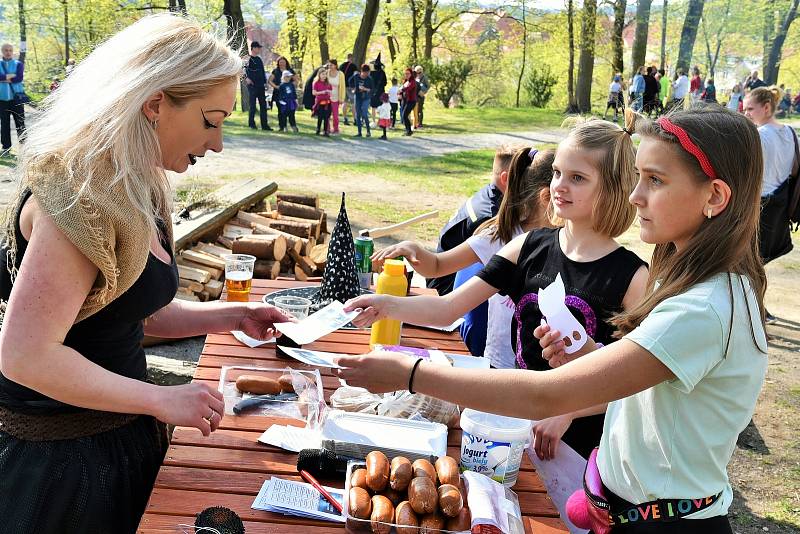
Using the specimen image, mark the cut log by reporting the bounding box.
[310,244,328,269]
[320,212,327,234]
[174,292,201,302]
[204,279,224,299]
[232,234,287,261]
[217,235,234,249]
[222,223,253,239]
[178,264,211,284]
[179,278,205,293]
[197,290,210,302]
[276,192,319,208]
[254,260,281,279]
[181,250,226,271]
[196,242,232,257]
[277,200,325,221]
[256,210,321,239]
[177,258,222,280]
[293,264,309,281]
[251,224,309,255]
[266,218,313,239]
[173,178,277,251]
[237,210,275,228]
[288,249,316,277]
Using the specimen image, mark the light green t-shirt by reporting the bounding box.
[599,273,767,519]
[660,76,670,101]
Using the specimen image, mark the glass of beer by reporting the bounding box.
[222,254,256,302]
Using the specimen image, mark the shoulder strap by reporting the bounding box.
[791,128,800,180]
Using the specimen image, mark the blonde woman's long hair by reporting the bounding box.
[16,14,242,236]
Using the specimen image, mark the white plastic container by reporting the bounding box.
[459,408,533,488]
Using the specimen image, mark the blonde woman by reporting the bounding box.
[0,15,289,532]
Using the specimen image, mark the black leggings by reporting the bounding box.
[402,101,415,133]
[316,107,331,133]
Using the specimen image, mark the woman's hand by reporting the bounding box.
[533,324,598,368]
[334,351,413,393]
[151,382,226,437]
[371,241,421,272]
[532,414,573,461]
[237,303,294,340]
[343,294,393,327]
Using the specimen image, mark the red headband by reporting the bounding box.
[656,117,718,180]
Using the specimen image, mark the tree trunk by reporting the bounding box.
[410,0,420,61]
[422,0,435,59]
[675,0,704,73]
[576,0,597,113]
[566,0,578,113]
[763,2,775,72]
[611,0,626,74]
[764,0,800,84]
[317,0,330,63]
[353,0,380,66]
[285,1,304,71]
[660,0,667,69]
[385,0,398,63]
[515,0,527,107]
[630,0,653,77]
[702,0,732,79]
[224,0,247,111]
[17,0,26,63]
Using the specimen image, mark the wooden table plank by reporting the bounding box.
[140,279,568,532]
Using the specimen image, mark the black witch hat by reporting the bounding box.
[314,193,362,307]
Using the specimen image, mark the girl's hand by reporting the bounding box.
[371,241,420,271]
[532,414,574,461]
[237,303,294,340]
[343,294,392,327]
[151,382,226,437]
[334,351,413,393]
[533,324,598,368]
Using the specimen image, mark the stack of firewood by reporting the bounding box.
[174,242,229,302]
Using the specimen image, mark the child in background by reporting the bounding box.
[372,148,556,370]
[345,116,649,461]
[388,78,399,128]
[727,83,742,112]
[338,106,768,533]
[604,74,623,122]
[312,67,333,136]
[277,70,299,133]
[701,78,718,104]
[377,93,391,140]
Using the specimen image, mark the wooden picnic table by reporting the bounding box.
[137,279,569,533]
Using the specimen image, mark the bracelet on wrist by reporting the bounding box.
[408,358,424,394]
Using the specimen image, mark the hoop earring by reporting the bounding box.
[707,207,713,219]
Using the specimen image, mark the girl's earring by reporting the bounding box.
[151,119,158,130]
[707,207,713,219]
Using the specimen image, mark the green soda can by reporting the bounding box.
[354,236,374,288]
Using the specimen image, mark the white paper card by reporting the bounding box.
[538,273,588,354]
[278,347,343,368]
[258,424,321,452]
[526,440,589,534]
[274,301,359,345]
[231,330,275,348]
[252,476,345,523]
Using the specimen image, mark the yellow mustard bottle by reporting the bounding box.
[369,259,408,348]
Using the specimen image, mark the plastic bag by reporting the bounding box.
[330,386,460,428]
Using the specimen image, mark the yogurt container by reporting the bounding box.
[459,408,533,487]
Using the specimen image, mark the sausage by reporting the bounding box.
[349,487,372,519]
[411,459,437,482]
[235,375,281,395]
[366,451,390,492]
[351,468,369,490]
[390,456,413,491]
[419,511,445,533]
[446,506,471,532]
[277,374,295,393]
[434,456,460,487]
[395,501,420,534]
[437,484,463,517]
[408,476,438,515]
[370,495,395,534]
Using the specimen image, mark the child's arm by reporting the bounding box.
[346,234,526,327]
[371,240,480,278]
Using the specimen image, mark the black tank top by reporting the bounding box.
[489,227,646,458]
[0,190,179,414]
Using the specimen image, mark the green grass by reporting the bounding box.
[220,104,565,141]
[765,499,800,528]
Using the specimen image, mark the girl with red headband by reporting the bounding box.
[343,116,649,463]
[336,106,766,533]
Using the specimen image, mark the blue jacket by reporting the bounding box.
[0,59,24,102]
[276,82,297,113]
[631,74,645,94]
